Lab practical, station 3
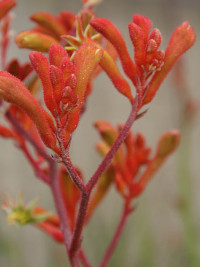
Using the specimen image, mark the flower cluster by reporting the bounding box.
[0,0,196,266]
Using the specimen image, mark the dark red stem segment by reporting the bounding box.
[20,141,50,184]
[62,148,86,193]
[49,161,72,252]
[6,111,52,162]
[79,250,92,267]
[66,97,139,265]
[69,192,89,260]
[98,203,133,267]
[6,111,72,258]
[86,96,139,192]
[55,113,86,193]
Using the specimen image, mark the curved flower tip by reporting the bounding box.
[0,125,15,139]
[130,130,180,198]
[82,0,103,8]
[0,0,16,21]
[90,17,137,86]
[30,12,67,37]
[65,44,104,135]
[143,21,196,104]
[16,31,58,52]
[0,71,59,153]
[156,130,180,159]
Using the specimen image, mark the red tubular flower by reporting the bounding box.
[16,31,59,52]
[90,14,195,106]
[143,21,196,104]
[16,11,75,52]
[37,221,64,243]
[95,121,180,201]
[0,71,59,153]
[130,130,180,198]
[0,0,16,21]
[59,167,82,230]
[6,59,33,81]
[0,125,16,139]
[62,13,134,102]
[129,16,195,104]
[90,18,137,86]
[30,43,103,146]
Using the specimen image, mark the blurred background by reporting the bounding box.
[0,0,200,266]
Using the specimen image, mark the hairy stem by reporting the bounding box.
[86,96,138,192]
[49,161,72,254]
[20,141,50,184]
[80,250,92,267]
[6,111,72,259]
[63,97,139,265]
[6,111,52,162]
[69,192,89,261]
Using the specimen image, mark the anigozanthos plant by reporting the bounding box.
[0,0,196,266]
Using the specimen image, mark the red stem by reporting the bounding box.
[86,96,139,192]
[6,111,52,162]
[6,112,72,258]
[6,110,93,266]
[69,191,89,260]
[98,203,133,267]
[49,161,72,252]
[55,114,86,193]
[65,97,139,265]
[20,141,50,184]
[80,250,92,267]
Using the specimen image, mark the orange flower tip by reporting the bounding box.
[132,14,152,36]
[0,0,16,20]
[156,130,180,159]
[165,21,195,60]
[30,12,67,36]
[149,28,162,47]
[90,17,107,31]
[49,44,67,67]
[155,50,165,61]
[128,22,145,54]
[83,0,103,9]
[16,31,58,52]
[29,51,48,74]
[0,125,15,139]
[146,39,157,54]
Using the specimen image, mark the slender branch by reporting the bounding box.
[61,147,86,193]
[55,112,86,193]
[98,203,133,267]
[49,161,72,253]
[6,111,52,162]
[20,141,50,184]
[65,97,139,265]
[6,111,73,259]
[79,250,92,267]
[69,192,89,260]
[86,96,139,192]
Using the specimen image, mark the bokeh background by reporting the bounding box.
[0,0,200,266]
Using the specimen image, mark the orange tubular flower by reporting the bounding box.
[0,71,59,153]
[16,11,75,52]
[0,0,16,21]
[143,21,196,104]
[58,167,82,230]
[90,15,195,106]
[95,121,180,201]
[29,43,103,146]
